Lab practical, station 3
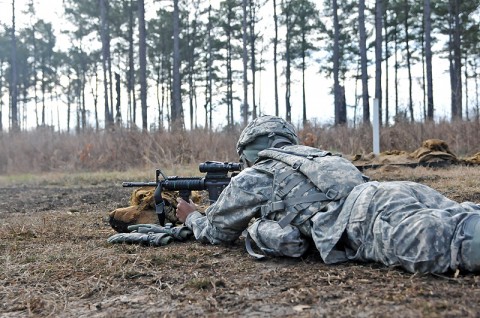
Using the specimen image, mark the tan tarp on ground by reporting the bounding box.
[347,139,480,169]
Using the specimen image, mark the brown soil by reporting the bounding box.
[1,165,480,317]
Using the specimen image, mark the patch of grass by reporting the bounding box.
[148,255,168,266]
[0,166,207,187]
[186,278,212,290]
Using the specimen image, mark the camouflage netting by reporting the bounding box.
[108,187,208,233]
[109,139,479,232]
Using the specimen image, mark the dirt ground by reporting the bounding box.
[1,165,480,317]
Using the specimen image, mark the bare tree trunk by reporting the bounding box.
[100,0,112,129]
[448,2,455,118]
[302,41,307,125]
[10,0,19,131]
[30,4,39,127]
[187,2,200,130]
[1,58,5,131]
[394,21,399,120]
[249,0,257,119]
[106,3,114,122]
[115,72,121,124]
[226,6,234,128]
[127,0,135,127]
[421,19,426,121]
[82,73,86,130]
[465,56,469,120]
[404,0,414,121]
[76,93,81,134]
[359,0,370,124]
[424,0,434,120]
[205,5,213,130]
[284,0,291,122]
[138,0,148,130]
[172,0,183,129]
[452,0,462,119]
[41,57,46,126]
[475,59,479,121]
[333,0,341,125]
[242,0,249,125]
[375,0,383,125]
[273,0,279,116]
[93,72,99,132]
[384,10,389,126]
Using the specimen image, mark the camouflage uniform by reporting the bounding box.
[342,181,480,273]
[186,148,480,274]
[186,115,480,274]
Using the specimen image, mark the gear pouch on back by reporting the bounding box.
[247,219,309,258]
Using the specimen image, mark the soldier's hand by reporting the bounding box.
[176,198,197,223]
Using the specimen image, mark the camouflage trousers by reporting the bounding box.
[344,181,480,273]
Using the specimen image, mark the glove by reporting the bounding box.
[107,232,173,246]
[127,223,193,242]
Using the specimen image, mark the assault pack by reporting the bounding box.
[246,145,367,259]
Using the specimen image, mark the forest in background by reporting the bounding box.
[0,0,479,133]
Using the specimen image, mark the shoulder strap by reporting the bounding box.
[260,147,332,161]
[245,232,268,260]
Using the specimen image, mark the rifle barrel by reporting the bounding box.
[122,181,157,187]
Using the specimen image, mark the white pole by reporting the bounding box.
[373,98,380,155]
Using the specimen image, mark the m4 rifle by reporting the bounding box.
[122,161,243,225]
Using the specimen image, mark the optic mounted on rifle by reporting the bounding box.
[199,161,243,175]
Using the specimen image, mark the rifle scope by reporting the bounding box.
[198,161,243,173]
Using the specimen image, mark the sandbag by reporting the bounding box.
[108,187,207,233]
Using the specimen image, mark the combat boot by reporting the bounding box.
[459,215,480,271]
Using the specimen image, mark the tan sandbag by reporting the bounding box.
[422,139,455,154]
[109,205,160,233]
[409,139,458,164]
[417,151,458,163]
[109,187,208,233]
[410,138,456,158]
[463,152,480,165]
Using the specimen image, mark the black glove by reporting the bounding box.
[127,223,193,242]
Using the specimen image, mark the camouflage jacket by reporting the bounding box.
[186,147,366,263]
[186,147,480,272]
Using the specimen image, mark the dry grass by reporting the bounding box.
[0,127,239,175]
[1,165,480,317]
[0,166,201,188]
[1,120,479,175]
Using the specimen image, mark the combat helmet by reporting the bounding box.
[237,115,299,165]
